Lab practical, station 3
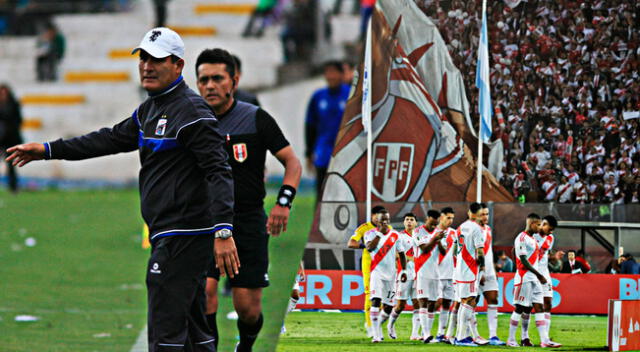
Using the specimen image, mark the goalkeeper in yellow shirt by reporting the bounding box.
[347,205,389,337]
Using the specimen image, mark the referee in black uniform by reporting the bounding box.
[194,48,302,352]
[6,28,237,352]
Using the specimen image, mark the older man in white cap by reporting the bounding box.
[6,28,237,352]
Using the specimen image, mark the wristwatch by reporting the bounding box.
[214,228,233,239]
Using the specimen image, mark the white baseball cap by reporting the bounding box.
[131,27,184,59]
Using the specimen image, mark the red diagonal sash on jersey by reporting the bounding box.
[438,230,454,264]
[370,231,399,272]
[545,183,557,197]
[539,234,553,259]
[483,227,492,253]
[558,184,571,198]
[397,230,414,273]
[516,233,540,279]
[461,244,478,276]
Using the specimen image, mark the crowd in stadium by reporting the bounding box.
[423,0,640,204]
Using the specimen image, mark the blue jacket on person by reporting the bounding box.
[621,260,640,274]
[305,83,350,169]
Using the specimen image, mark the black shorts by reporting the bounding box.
[207,208,269,288]
[146,235,215,352]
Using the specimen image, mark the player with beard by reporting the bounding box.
[433,207,456,343]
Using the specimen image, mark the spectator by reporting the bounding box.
[242,0,278,37]
[305,61,350,199]
[619,254,640,274]
[548,250,565,273]
[494,250,514,272]
[606,256,623,274]
[0,83,22,193]
[421,0,640,205]
[280,0,316,62]
[575,249,592,272]
[35,22,65,82]
[562,250,588,274]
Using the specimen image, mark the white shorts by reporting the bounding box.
[293,280,300,292]
[438,279,455,300]
[370,276,396,306]
[542,277,553,298]
[416,276,439,300]
[479,274,499,293]
[513,281,544,307]
[455,280,479,299]
[452,281,460,302]
[396,278,416,301]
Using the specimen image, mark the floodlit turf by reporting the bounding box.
[278,311,608,351]
[0,189,314,352]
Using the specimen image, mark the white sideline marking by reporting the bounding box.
[130,325,148,352]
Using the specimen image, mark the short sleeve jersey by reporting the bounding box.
[437,227,457,280]
[482,225,496,277]
[350,222,376,268]
[533,233,554,279]
[414,226,442,280]
[397,230,416,281]
[454,220,485,283]
[515,231,541,285]
[365,229,407,281]
[217,101,290,211]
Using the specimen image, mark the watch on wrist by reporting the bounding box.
[214,228,233,239]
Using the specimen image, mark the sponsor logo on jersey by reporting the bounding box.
[233,143,248,163]
[155,118,167,136]
[372,143,415,201]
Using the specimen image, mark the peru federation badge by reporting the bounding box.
[233,143,248,163]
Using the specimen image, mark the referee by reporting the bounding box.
[6,28,237,352]
[194,48,302,352]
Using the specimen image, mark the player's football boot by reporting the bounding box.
[521,338,534,346]
[506,339,520,347]
[410,334,423,341]
[280,325,286,335]
[541,340,562,348]
[422,335,434,344]
[435,334,446,343]
[387,323,397,339]
[489,336,507,345]
[473,336,490,345]
[455,337,478,347]
[371,336,382,343]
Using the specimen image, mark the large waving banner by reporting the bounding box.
[308,0,513,255]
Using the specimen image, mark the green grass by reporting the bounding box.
[278,311,608,351]
[0,189,314,352]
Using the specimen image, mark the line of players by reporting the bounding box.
[363,204,562,347]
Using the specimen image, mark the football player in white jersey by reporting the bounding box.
[507,213,561,348]
[534,215,562,347]
[452,203,486,347]
[414,210,446,343]
[387,212,421,340]
[433,207,456,343]
[477,206,506,346]
[365,211,408,343]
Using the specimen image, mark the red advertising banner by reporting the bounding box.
[608,300,640,351]
[297,270,640,315]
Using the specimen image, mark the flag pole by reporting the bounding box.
[363,19,373,222]
[476,0,491,203]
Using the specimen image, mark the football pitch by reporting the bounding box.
[278,311,608,351]
[0,189,314,352]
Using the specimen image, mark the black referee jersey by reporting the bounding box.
[217,100,290,211]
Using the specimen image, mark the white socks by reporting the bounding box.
[487,305,499,338]
[411,309,421,337]
[438,310,449,336]
[419,308,430,338]
[388,309,400,328]
[446,309,458,338]
[545,312,551,336]
[468,311,479,339]
[535,313,549,343]
[371,307,381,340]
[508,311,520,342]
[456,304,473,340]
